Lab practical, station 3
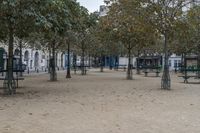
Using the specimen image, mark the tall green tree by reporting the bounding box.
[187,5,200,74]
[35,0,79,81]
[144,0,191,89]
[0,0,40,94]
[75,9,98,75]
[101,0,157,79]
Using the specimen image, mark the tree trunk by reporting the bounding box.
[115,56,119,71]
[55,53,58,71]
[94,56,97,67]
[181,53,184,73]
[109,55,113,70]
[48,46,51,73]
[88,54,91,69]
[161,32,171,89]
[4,25,15,95]
[66,42,71,78]
[127,44,132,80]
[73,54,77,74]
[136,51,140,74]
[50,40,57,81]
[144,51,148,77]
[19,39,23,77]
[197,47,200,78]
[184,53,187,80]
[197,22,200,78]
[81,43,86,75]
[100,54,104,72]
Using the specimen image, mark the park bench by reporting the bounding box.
[141,66,161,77]
[73,65,89,74]
[178,75,199,83]
[75,65,89,70]
[178,68,200,83]
[116,65,127,71]
[0,69,25,88]
[144,70,160,77]
[0,77,24,88]
[179,67,200,73]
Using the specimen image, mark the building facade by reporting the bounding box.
[0,44,68,72]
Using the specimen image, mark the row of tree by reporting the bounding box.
[91,0,200,89]
[0,0,199,94]
[0,0,99,95]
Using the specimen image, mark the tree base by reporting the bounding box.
[74,70,77,74]
[81,69,87,75]
[100,67,104,72]
[126,72,133,80]
[136,69,141,75]
[127,68,133,80]
[161,71,171,90]
[126,76,133,80]
[3,79,16,95]
[19,72,23,77]
[66,74,71,79]
[50,72,57,81]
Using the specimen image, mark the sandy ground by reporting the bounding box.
[0,69,200,133]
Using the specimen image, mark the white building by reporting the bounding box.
[99,5,109,17]
[168,54,182,70]
[0,44,67,71]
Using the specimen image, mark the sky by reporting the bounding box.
[77,0,104,12]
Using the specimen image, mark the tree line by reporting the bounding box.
[93,0,200,89]
[0,0,98,94]
[0,0,199,94]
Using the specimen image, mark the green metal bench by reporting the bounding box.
[141,66,162,77]
[178,75,199,83]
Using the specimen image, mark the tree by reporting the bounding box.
[0,0,40,94]
[75,9,98,75]
[94,17,123,72]
[0,0,84,94]
[187,5,200,76]
[87,25,106,72]
[100,0,157,79]
[65,31,78,78]
[144,0,192,89]
[35,0,79,81]
[65,2,90,78]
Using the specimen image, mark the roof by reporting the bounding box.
[137,56,162,60]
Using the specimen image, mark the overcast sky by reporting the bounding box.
[77,0,104,12]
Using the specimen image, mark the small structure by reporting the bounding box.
[136,55,162,77]
[179,55,200,83]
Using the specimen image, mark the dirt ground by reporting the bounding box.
[0,69,200,133]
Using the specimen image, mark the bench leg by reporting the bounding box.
[16,79,18,88]
[145,73,147,77]
[184,79,188,83]
[156,72,159,77]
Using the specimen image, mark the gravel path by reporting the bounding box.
[0,69,200,133]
